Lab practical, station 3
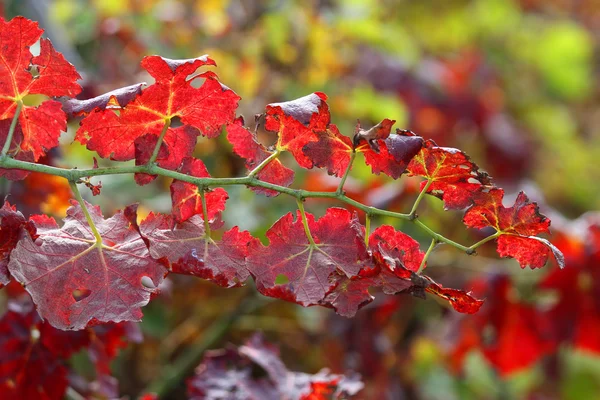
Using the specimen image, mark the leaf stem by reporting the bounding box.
[147,118,172,165]
[69,181,102,244]
[413,219,470,252]
[417,238,438,274]
[296,198,317,246]
[336,150,356,195]
[200,188,211,237]
[468,231,502,252]
[365,213,371,246]
[1,101,23,158]
[248,149,280,178]
[409,179,433,219]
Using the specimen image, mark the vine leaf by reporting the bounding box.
[265,92,330,169]
[0,299,133,399]
[227,116,294,196]
[450,276,555,376]
[407,140,492,210]
[140,213,257,288]
[0,202,35,285]
[170,157,228,223]
[247,207,368,306]
[322,225,483,317]
[0,16,81,161]
[187,333,364,399]
[75,55,239,168]
[463,188,565,269]
[302,123,354,177]
[7,201,167,330]
[354,122,424,179]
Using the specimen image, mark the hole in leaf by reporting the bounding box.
[72,288,91,302]
[275,274,289,285]
[141,276,156,289]
[170,116,183,128]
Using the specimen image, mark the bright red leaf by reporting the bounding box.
[449,276,555,376]
[170,157,228,223]
[140,213,257,288]
[539,222,600,353]
[227,116,294,196]
[265,92,330,169]
[7,201,167,330]
[75,55,239,170]
[407,140,492,210]
[0,16,81,161]
[247,207,368,306]
[354,123,424,179]
[463,188,564,269]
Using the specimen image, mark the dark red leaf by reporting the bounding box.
[187,333,363,400]
[7,201,167,330]
[0,202,34,285]
[140,213,257,288]
[0,301,89,399]
[247,208,368,306]
[355,124,424,179]
[62,83,145,117]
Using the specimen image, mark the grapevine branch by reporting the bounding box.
[0,155,496,255]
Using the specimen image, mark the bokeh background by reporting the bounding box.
[2,0,600,398]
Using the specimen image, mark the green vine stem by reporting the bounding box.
[0,101,24,158]
[0,157,498,255]
[364,213,371,246]
[200,188,211,237]
[417,238,438,274]
[468,231,502,251]
[68,181,102,244]
[147,118,172,165]
[336,150,356,195]
[296,198,317,246]
[248,149,281,178]
[409,179,434,219]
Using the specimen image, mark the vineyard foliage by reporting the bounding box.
[0,8,584,399]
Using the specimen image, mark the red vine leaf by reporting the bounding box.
[226,116,294,196]
[140,213,257,288]
[0,202,34,285]
[0,301,89,399]
[75,55,239,170]
[170,157,228,223]
[369,225,425,272]
[302,123,354,177]
[265,92,329,169]
[247,207,368,306]
[463,189,564,269]
[0,16,81,161]
[354,123,424,179]
[62,83,145,117]
[7,201,167,330]
[407,141,492,210]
